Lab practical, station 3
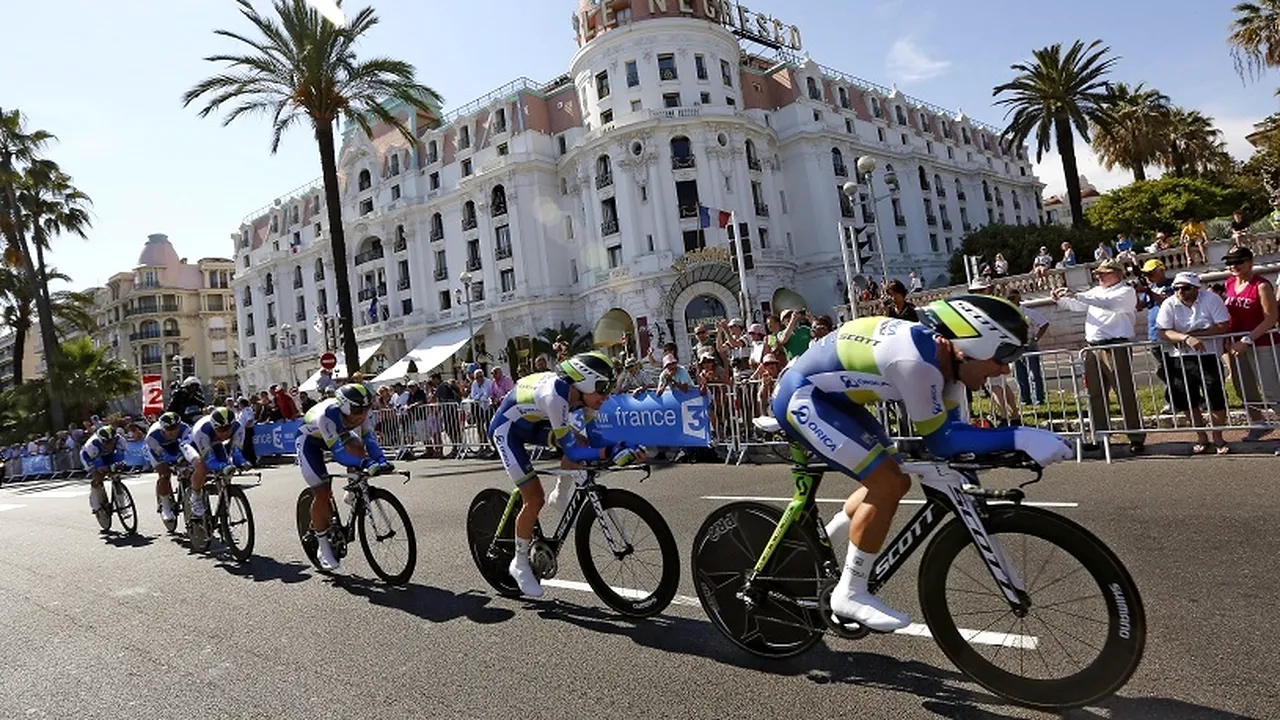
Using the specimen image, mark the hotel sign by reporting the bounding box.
[577,0,803,52]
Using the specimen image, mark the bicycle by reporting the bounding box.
[690,418,1146,710]
[92,467,138,535]
[178,465,258,561]
[159,462,193,535]
[466,463,680,618]
[295,468,416,585]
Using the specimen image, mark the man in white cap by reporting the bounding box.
[656,354,692,396]
[1156,271,1232,454]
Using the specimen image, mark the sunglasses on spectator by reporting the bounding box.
[1175,285,1197,293]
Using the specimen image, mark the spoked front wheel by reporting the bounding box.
[357,487,416,585]
[690,502,827,658]
[918,506,1146,710]
[575,488,680,618]
[217,486,255,562]
[113,482,137,536]
[465,488,521,597]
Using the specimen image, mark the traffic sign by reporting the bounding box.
[320,352,337,370]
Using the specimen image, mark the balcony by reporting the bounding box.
[206,298,225,312]
[354,248,384,265]
[462,216,478,231]
[678,205,699,219]
[295,310,306,322]
[747,156,761,172]
[128,331,161,341]
[141,356,164,367]
[596,171,613,189]
[942,219,953,231]
[926,214,938,227]
[671,156,696,170]
[936,187,946,199]
[430,227,444,241]
[754,202,770,217]
[267,316,277,328]
[984,193,993,203]
[466,257,482,272]
[245,326,255,337]
[601,218,619,236]
[264,285,274,296]
[161,302,179,312]
[894,215,907,227]
[397,277,411,291]
[293,277,304,289]
[317,303,328,315]
[241,295,252,308]
[495,245,513,260]
[996,198,1005,208]
[434,268,448,281]
[358,287,376,302]
[833,163,848,178]
[491,200,507,217]
[957,191,967,201]
[394,237,407,253]
[920,182,931,193]
[163,328,181,337]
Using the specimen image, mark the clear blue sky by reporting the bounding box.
[2,0,1274,292]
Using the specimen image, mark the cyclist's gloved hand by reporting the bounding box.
[206,459,228,474]
[110,461,130,474]
[611,443,644,467]
[231,449,248,467]
[376,461,395,474]
[1014,428,1074,466]
[360,457,379,472]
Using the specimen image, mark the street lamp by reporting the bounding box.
[171,354,183,384]
[849,155,898,286]
[280,322,298,386]
[456,270,478,364]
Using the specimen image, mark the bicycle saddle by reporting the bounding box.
[753,416,782,434]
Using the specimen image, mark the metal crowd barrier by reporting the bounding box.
[1077,330,1280,461]
[2,447,87,483]
[370,400,498,461]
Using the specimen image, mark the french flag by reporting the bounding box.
[698,205,732,230]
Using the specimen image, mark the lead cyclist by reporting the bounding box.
[771,294,1074,632]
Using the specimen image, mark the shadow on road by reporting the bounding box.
[8,479,87,494]
[328,574,516,625]
[101,532,156,548]
[215,554,313,584]
[533,601,1248,720]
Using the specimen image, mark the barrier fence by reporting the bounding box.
[3,334,1276,482]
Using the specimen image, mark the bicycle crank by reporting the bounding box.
[818,586,872,640]
[529,539,558,579]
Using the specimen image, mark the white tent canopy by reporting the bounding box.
[298,341,384,392]
[373,323,482,384]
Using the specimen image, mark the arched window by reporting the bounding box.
[390,153,400,176]
[745,139,758,164]
[832,148,846,177]
[291,205,299,224]
[955,178,965,200]
[357,169,371,191]
[162,319,178,337]
[462,200,477,230]
[596,155,612,188]
[837,86,849,109]
[934,174,943,194]
[671,136,693,169]
[491,185,507,216]
[314,258,325,281]
[806,76,821,101]
[243,287,253,306]
[431,212,444,240]
[264,273,274,293]
[918,166,930,191]
[396,224,407,244]
[293,265,303,288]
[140,320,160,339]
[982,179,991,200]
[427,140,438,163]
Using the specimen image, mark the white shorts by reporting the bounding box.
[296,435,329,488]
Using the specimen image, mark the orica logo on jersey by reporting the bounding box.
[840,373,889,391]
[930,385,944,415]
[789,406,838,452]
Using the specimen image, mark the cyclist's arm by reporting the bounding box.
[885,359,1018,457]
[316,411,365,468]
[544,384,607,463]
[144,432,166,462]
[360,414,388,464]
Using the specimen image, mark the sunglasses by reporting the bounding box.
[1225,260,1248,267]
[990,342,1027,365]
[1176,285,1198,293]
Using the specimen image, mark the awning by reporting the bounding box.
[298,341,384,392]
[372,323,481,384]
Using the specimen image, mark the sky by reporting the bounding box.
[2,0,1276,292]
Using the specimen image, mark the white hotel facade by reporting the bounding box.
[232,0,1044,391]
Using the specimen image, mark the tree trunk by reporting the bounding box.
[1055,114,1087,230]
[1133,164,1146,182]
[11,304,27,386]
[314,120,360,379]
[23,237,64,428]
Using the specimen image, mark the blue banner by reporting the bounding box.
[21,454,52,475]
[584,390,712,448]
[251,419,303,457]
[123,442,152,469]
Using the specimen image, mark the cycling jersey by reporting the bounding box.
[295,398,386,487]
[80,429,126,470]
[144,420,192,466]
[773,316,1018,479]
[488,372,608,485]
[184,415,247,470]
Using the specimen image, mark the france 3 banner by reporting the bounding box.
[251,419,303,456]
[581,390,712,448]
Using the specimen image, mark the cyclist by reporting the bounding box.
[80,425,128,515]
[182,407,250,538]
[144,411,192,524]
[772,294,1074,632]
[296,383,393,571]
[488,352,645,597]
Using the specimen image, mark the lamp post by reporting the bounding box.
[279,322,298,386]
[171,354,183,385]
[456,270,478,364]
[849,155,898,288]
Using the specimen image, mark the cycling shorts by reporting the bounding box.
[490,419,552,487]
[296,435,330,488]
[771,370,901,481]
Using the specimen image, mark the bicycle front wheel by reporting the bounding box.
[575,488,680,618]
[465,488,521,597]
[113,482,137,535]
[691,502,826,658]
[218,485,255,562]
[918,506,1146,710]
[357,487,416,585]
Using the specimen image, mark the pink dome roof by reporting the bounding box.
[137,233,180,268]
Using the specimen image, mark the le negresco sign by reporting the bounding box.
[577,0,803,52]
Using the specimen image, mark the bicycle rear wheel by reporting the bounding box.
[357,487,416,585]
[465,488,521,597]
[113,482,137,536]
[691,502,827,658]
[94,484,112,532]
[575,488,680,618]
[918,506,1146,710]
[218,485,255,562]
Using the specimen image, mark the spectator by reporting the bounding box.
[1222,246,1280,452]
[716,318,749,371]
[692,323,719,365]
[167,377,205,425]
[883,280,918,322]
[909,270,924,292]
[489,366,513,401]
[469,368,493,443]
[746,322,773,369]
[1060,242,1077,268]
[1157,272,1231,454]
[315,367,336,395]
[810,315,834,343]
[298,390,316,413]
[533,355,549,373]
[1094,241,1113,262]
[1114,233,1138,272]
[1148,231,1171,253]
[1180,217,1208,266]
[273,384,300,420]
[656,354,692,396]
[1137,258,1177,412]
[1229,210,1252,249]
[993,253,1009,277]
[1052,259,1146,454]
[751,353,783,417]
[1008,290,1049,405]
[236,397,258,467]
[774,309,813,361]
[615,356,647,396]
[1032,246,1054,281]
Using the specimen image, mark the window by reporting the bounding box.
[466,238,481,270]
[945,236,954,253]
[877,127,886,142]
[630,99,642,112]
[700,91,711,105]
[845,118,854,134]
[640,184,648,202]
[871,97,883,119]
[463,200,477,230]
[292,204,300,224]
[695,54,708,80]
[459,125,470,149]
[570,259,579,284]
[813,110,822,122]
[647,234,655,252]
[491,185,507,216]
[397,259,409,286]
[601,197,619,235]
[426,140,438,163]
[930,233,940,252]
[566,215,573,239]
[832,147,846,177]
[897,234,907,253]
[557,135,567,155]
[726,95,735,107]
[596,70,610,99]
[500,268,516,293]
[806,76,821,100]
[838,86,849,109]
[663,93,681,108]
[390,184,401,201]
[901,133,908,145]
[434,248,447,278]
[359,198,373,215]
[626,60,639,87]
[431,212,444,240]
[658,53,677,80]
[249,343,256,358]
[357,169,371,191]
[758,228,769,249]
[683,229,705,252]
[720,58,732,86]
[600,109,613,125]
[947,146,954,160]
[497,143,508,156]
[495,224,512,259]
[895,105,907,125]
[779,190,787,214]
[607,245,623,268]
[429,172,440,190]
[315,222,322,237]
[926,140,934,155]
[461,158,473,176]
[401,298,413,315]
[317,288,327,314]
[390,154,400,176]
[439,290,452,310]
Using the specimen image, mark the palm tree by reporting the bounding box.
[1091,82,1172,182]
[1229,1,1280,80]
[532,323,593,359]
[993,40,1118,229]
[1159,108,1230,178]
[0,336,137,435]
[0,265,95,385]
[183,0,442,378]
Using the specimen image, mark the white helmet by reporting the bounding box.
[181,376,201,388]
[558,352,616,395]
[918,294,1030,364]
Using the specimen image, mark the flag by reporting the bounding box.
[698,205,732,230]
[368,297,378,322]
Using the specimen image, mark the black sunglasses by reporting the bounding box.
[991,342,1027,365]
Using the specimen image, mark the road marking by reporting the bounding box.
[0,503,25,512]
[700,495,1078,509]
[539,579,1039,649]
[21,477,154,499]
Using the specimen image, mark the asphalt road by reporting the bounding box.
[1,453,1275,720]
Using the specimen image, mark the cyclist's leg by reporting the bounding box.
[492,417,545,596]
[297,435,340,569]
[154,461,172,499]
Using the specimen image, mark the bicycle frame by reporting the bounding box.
[749,443,1030,609]
[493,467,643,556]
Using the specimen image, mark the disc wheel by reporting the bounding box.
[466,488,522,597]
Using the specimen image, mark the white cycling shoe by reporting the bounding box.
[188,490,207,519]
[88,486,106,513]
[159,497,176,523]
[546,471,585,511]
[508,555,544,597]
[315,533,341,571]
[830,589,911,633]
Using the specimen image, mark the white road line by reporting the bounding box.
[538,579,1039,649]
[700,496,1079,509]
[0,503,25,512]
[20,477,154,499]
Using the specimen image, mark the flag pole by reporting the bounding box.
[729,211,750,319]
